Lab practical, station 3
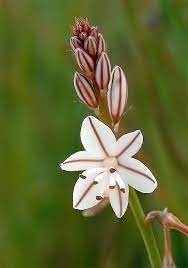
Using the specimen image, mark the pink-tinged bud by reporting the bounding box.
[97,33,106,55]
[79,32,88,40]
[107,66,128,125]
[95,52,111,91]
[74,72,98,109]
[75,48,95,75]
[70,37,82,51]
[90,26,98,39]
[84,36,97,56]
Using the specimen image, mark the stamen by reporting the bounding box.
[96,196,103,200]
[109,185,115,189]
[79,174,86,179]
[109,168,116,173]
[93,181,98,185]
[120,188,125,193]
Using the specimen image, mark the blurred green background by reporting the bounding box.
[1,0,188,267]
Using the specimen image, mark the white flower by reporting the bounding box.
[60,116,157,218]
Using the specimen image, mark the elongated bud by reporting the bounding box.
[90,26,98,39]
[84,36,97,56]
[70,37,82,51]
[95,52,111,91]
[97,33,106,55]
[107,66,128,125]
[74,72,98,109]
[75,48,95,75]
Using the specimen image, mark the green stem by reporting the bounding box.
[129,189,162,268]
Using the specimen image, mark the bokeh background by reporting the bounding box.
[1,0,188,267]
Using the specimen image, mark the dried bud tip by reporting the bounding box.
[107,65,128,125]
[72,17,91,40]
[74,72,98,109]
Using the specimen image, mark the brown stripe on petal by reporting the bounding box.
[88,117,109,156]
[116,67,122,122]
[117,184,123,218]
[75,182,94,208]
[116,131,141,158]
[109,70,115,120]
[118,163,156,183]
[63,158,103,165]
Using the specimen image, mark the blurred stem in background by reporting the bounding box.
[146,208,188,267]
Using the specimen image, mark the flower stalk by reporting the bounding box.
[62,17,162,267]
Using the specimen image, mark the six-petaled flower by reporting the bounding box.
[60,116,157,218]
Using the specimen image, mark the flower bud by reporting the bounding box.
[75,48,95,75]
[107,66,128,125]
[79,32,88,40]
[74,72,98,109]
[90,26,98,39]
[97,33,106,55]
[95,52,111,91]
[84,36,97,56]
[70,37,82,51]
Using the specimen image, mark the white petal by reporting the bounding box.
[112,171,125,191]
[117,157,157,193]
[81,116,116,157]
[109,183,129,218]
[73,168,105,210]
[60,151,103,171]
[114,130,143,158]
[97,172,109,198]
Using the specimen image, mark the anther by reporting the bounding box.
[93,181,98,185]
[96,196,103,200]
[109,168,116,173]
[79,174,86,179]
[109,185,115,189]
[120,188,125,193]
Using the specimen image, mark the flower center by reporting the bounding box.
[103,157,118,169]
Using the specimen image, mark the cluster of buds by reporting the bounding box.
[70,18,128,129]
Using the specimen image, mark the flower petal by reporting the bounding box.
[117,157,157,193]
[60,151,103,171]
[114,130,143,158]
[73,168,105,210]
[109,183,129,218]
[81,116,116,157]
